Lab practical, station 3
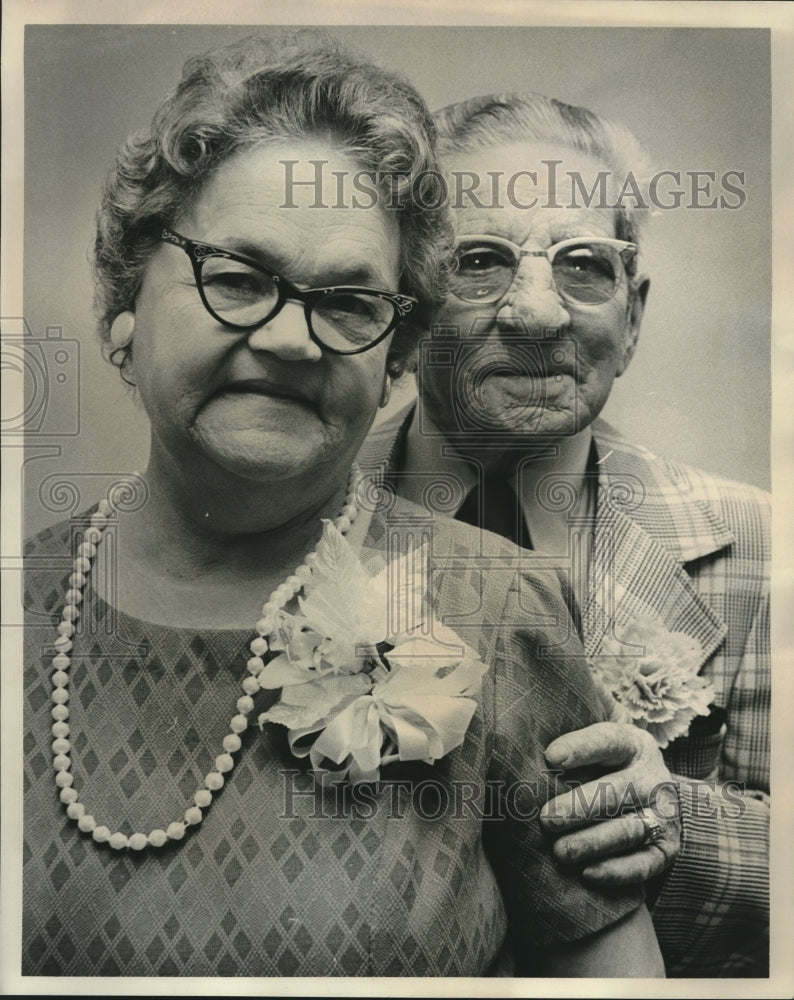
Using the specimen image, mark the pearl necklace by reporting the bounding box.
[50,468,361,851]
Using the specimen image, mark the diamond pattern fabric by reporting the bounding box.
[22,505,642,976]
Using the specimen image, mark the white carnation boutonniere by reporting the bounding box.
[257,521,488,784]
[589,615,715,748]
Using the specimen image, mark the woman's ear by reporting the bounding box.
[617,276,649,377]
[110,311,135,349]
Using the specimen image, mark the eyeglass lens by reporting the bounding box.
[198,256,397,352]
[451,242,623,305]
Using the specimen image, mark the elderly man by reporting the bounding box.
[359,93,770,977]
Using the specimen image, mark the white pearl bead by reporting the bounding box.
[185,807,203,826]
[246,656,264,675]
[242,676,260,696]
[51,472,366,854]
[237,695,254,715]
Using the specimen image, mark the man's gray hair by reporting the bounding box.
[434,92,654,248]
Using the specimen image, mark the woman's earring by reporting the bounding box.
[379,374,392,409]
[110,312,135,349]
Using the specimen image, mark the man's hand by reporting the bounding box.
[540,722,681,885]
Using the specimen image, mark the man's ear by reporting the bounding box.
[617,275,649,377]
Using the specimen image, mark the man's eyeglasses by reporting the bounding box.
[450,235,638,307]
[160,229,417,355]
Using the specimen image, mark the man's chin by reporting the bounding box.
[477,409,577,440]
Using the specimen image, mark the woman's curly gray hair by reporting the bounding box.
[94,31,453,382]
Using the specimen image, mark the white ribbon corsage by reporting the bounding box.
[258,521,487,783]
[589,615,715,748]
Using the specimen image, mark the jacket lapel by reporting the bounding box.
[582,421,731,676]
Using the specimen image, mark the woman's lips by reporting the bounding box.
[220,379,316,407]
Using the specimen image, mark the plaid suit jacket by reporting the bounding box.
[359,405,770,977]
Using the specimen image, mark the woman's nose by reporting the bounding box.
[245,301,323,362]
[496,261,570,334]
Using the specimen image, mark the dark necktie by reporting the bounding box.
[455,479,533,549]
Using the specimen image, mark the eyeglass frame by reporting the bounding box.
[450,234,639,306]
[159,228,418,355]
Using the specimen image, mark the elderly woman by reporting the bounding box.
[22,34,663,977]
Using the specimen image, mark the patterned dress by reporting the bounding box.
[22,499,643,976]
